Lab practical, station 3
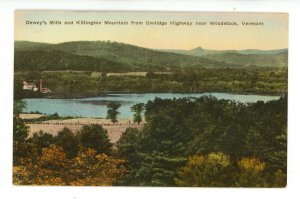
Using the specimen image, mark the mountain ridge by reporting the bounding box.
[159,47,288,56]
[14,40,288,71]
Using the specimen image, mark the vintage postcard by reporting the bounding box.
[13,11,287,187]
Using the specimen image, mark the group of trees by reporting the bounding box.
[13,101,125,185]
[13,95,287,187]
[13,145,126,186]
[116,95,287,187]
[174,153,278,187]
[106,102,144,124]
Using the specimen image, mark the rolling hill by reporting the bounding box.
[15,41,54,51]
[14,40,287,72]
[14,49,135,72]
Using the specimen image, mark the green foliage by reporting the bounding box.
[14,67,287,99]
[133,152,186,186]
[13,116,29,144]
[14,75,43,100]
[55,127,80,159]
[13,94,287,187]
[14,40,287,100]
[28,131,55,155]
[106,102,121,123]
[131,103,144,124]
[14,100,26,117]
[117,95,287,186]
[115,128,142,185]
[272,169,287,187]
[13,100,30,165]
[77,124,113,155]
[24,113,74,123]
[117,128,141,160]
[15,50,131,72]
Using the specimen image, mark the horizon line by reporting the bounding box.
[14,40,289,51]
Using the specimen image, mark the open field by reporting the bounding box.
[20,113,44,119]
[22,116,143,143]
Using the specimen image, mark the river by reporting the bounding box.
[23,93,280,118]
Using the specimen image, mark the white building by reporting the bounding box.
[23,81,38,92]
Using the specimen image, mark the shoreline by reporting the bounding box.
[18,90,286,100]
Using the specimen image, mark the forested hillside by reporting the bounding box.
[14,50,132,72]
[15,40,245,72]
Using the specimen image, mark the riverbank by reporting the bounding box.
[20,93,282,119]
[19,90,286,100]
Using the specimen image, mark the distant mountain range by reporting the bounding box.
[160,47,288,67]
[14,41,288,72]
[161,47,287,56]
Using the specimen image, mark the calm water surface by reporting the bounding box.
[23,93,280,118]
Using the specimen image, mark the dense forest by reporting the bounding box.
[13,95,287,186]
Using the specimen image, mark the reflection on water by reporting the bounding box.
[23,93,281,118]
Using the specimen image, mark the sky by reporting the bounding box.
[15,11,288,50]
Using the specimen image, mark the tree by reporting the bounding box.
[13,145,69,185]
[106,102,121,123]
[117,128,141,159]
[174,153,231,187]
[236,157,267,187]
[69,148,126,186]
[28,130,55,155]
[119,96,287,187]
[248,71,258,89]
[272,169,286,187]
[77,124,112,154]
[13,95,287,187]
[13,100,30,165]
[24,71,42,82]
[101,72,107,78]
[131,103,144,124]
[116,128,142,185]
[14,100,26,117]
[13,146,127,186]
[55,127,79,159]
[39,145,68,170]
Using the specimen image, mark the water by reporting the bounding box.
[23,93,280,118]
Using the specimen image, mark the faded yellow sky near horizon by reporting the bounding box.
[15,11,288,50]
